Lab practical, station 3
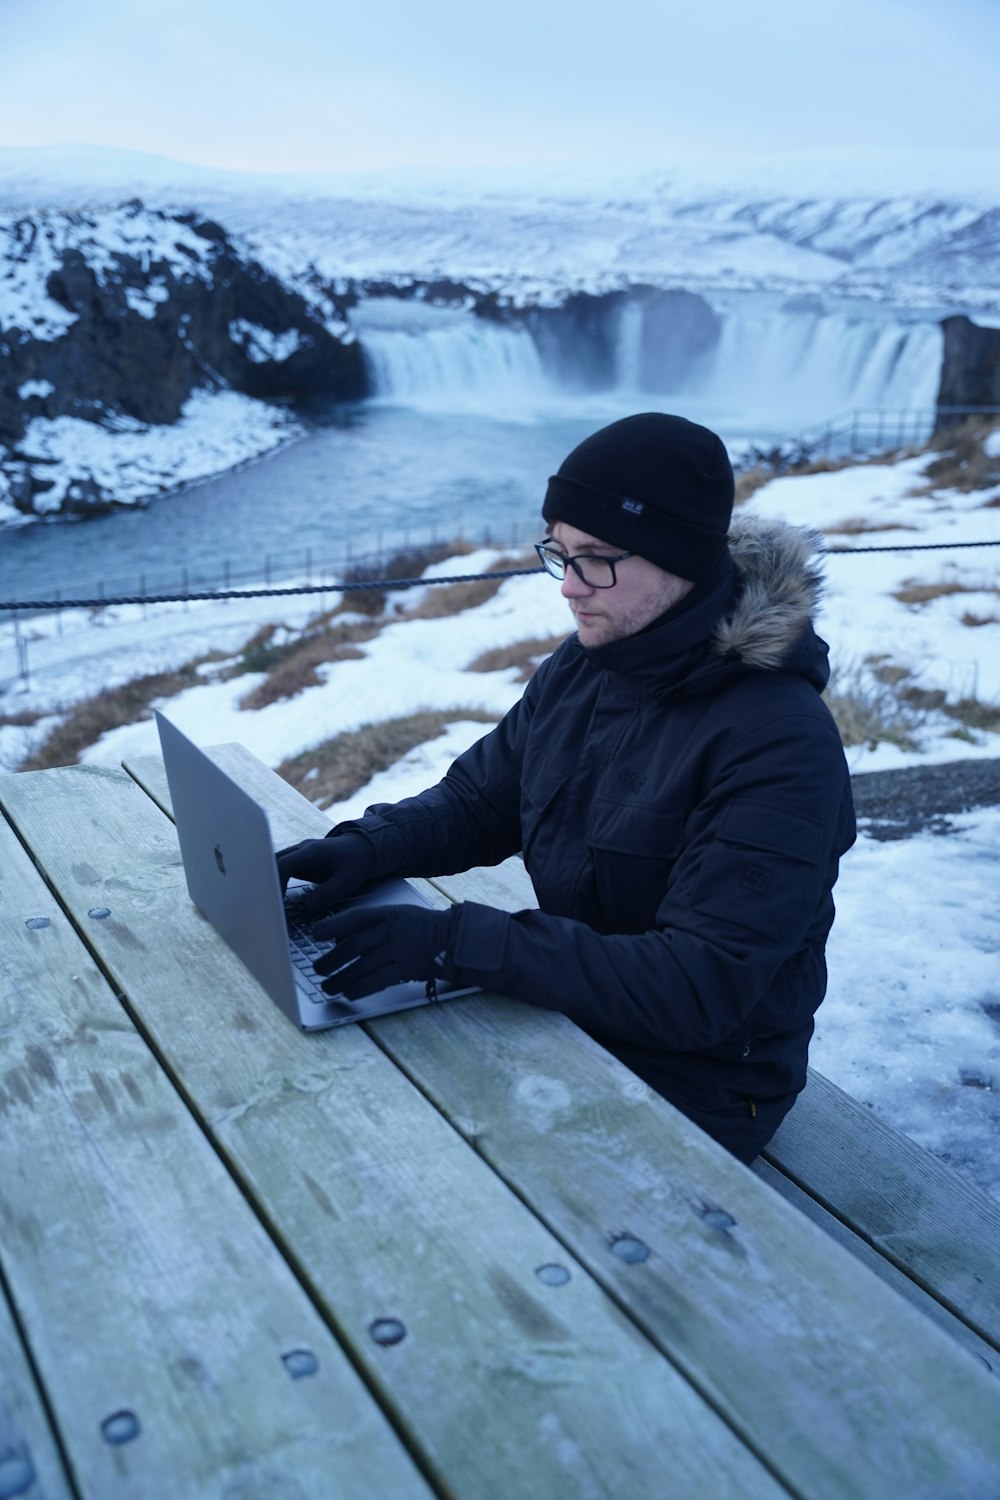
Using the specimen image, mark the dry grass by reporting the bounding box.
[913,418,1000,494]
[961,610,1000,627]
[823,658,924,751]
[0,708,45,728]
[336,539,476,616]
[236,620,381,710]
[276,708,499,807]
[401,550,540,619]
[892,579,990,606]
[942,695,1000,734]
[822,516,919,536]
[733,467,775,506]
[467,634,567,681]
[20,664,206,770]
[851,655,1000,745]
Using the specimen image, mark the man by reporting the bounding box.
[278,412,856,1163]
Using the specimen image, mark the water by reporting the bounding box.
[0,396,807,606]
[0,405,622,604]
[0,294,944,606]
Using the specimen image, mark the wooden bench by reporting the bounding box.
[758,1072,1000,1377]
[424,815,1000,1382]
[0,743,998,1498]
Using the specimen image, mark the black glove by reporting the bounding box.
[275,831,377,918]
[313,904,458,1001]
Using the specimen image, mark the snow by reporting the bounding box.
[0,204,215,342]
[3,146,999,313]
[17,379,55,399]
[0,389,303,525]
[229,319,308,363]
[124,278,170,319]
[0,451,997,1198]
[747,457,1000,748]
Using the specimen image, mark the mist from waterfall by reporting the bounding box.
[675,301,943,428]
[352,292,944,440]
[352,298,549,413]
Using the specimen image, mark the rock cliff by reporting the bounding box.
[0,201,366,517]
[936,316,1000,425]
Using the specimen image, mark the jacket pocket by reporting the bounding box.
[691,799,823,942]
[588,797,685,933]
[521,750,576,870]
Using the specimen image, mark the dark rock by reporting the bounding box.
[520,291,629,390]
[61,475,118,516]
[634,287,722,393]
[0,203,370,518]
[851,756,1000,840]
[499,286,721,394]
[935,316,1000,428]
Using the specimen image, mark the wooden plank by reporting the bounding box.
[446,840,1000,1373]
[763,1067,1000,1350]
[0,802,433,1500]
[0,1281,73,1500]
[2,764,787,1500]
[381,866,1000,1499]
[134,745,1000,1498]
[751,1159,998,1377]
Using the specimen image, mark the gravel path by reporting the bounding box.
[851,756,1000,840]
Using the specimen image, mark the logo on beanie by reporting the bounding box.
[621,497,644,515]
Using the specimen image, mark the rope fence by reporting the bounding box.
[1,538,997,694]
[1,539,998,615]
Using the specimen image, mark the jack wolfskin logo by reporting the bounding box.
[621,497,644,515]
[741,863,772,895]
[618,768,646,794]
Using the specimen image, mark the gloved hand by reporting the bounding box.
[275,831,377,918]
[313,903,458,1001]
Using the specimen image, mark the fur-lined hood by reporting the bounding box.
[715,514,826,672]
[586,511,830,697]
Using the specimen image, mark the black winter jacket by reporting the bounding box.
[348,516,856,1161]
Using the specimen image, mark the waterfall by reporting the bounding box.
[679,302,943,427]
[615,300,644,391]
[350,292,944,438]
[352,298,548,411]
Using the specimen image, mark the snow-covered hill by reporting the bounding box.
[3,144,999,310]
[2,145,999,528]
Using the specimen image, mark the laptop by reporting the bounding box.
[155,711,478,1030]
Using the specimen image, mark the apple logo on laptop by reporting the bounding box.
[214,844,227,875]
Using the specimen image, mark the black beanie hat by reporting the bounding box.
[542,412,735,581]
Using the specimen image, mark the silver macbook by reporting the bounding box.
[155,711,478,1030]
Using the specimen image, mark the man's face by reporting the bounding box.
[548,521,695,648]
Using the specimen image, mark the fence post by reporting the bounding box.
[13,611,29,689]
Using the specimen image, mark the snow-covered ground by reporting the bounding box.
[0,389,303,525]
[1,447,998,1196]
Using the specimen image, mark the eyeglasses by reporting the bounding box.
[534,540,633,589]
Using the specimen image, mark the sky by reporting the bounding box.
[2,0,1000,174]
[1,444,998,1196]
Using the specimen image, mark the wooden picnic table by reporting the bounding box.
[1,743,998,1499]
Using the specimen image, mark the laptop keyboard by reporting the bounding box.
[285,908,337,1004]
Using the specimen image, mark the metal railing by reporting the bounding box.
[787,405,1000,461]
[0,518,536,623]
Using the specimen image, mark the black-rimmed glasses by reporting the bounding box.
[534,540,633,589]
